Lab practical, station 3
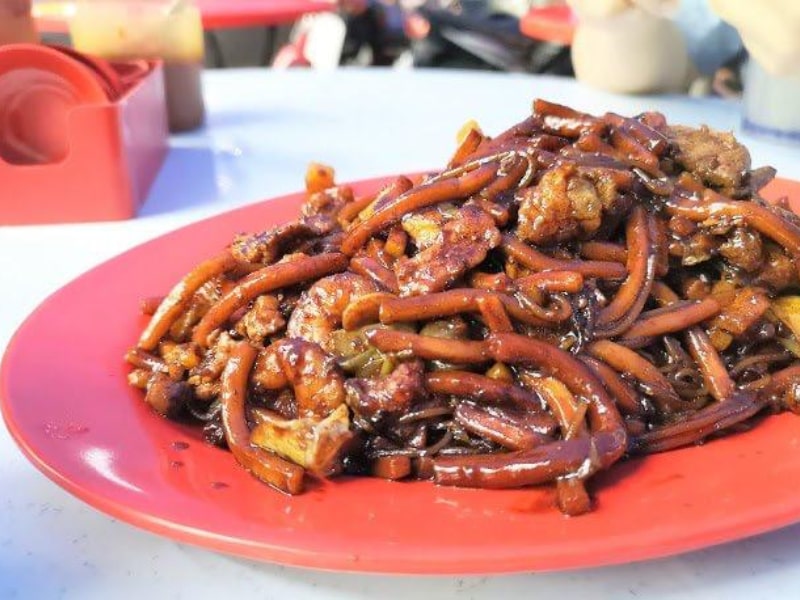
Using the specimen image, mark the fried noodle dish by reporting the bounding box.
[126,99,800,515]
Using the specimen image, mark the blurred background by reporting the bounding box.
[5,0,797,132]
[25,1,576,75]
[3,0,798,183]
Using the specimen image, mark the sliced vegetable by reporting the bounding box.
[250,404,353,476]
[770,296,800,357]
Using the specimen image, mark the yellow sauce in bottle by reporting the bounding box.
[70,0,206,131]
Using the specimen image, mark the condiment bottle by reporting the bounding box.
[742,59,800,146]
[69,0,205,132]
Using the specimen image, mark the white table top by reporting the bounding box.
[2,68,800,599]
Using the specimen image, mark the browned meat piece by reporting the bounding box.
[754,243,797,291]
[301,185,354,218]
[187,332,238,399]
[667,215,697,237]
[231,214,336,264]
[145,372,190,417]
[295,230,346,256]
[127,368,150,389]
[234,295,286,343]
[680,274,712,300]
[395,205,501,296]
[516,164,621,245]
[668,125,751,194]
[345,361,427,422]
[671,232,719,266]
[158,341,199,379]
[719,227,763,272]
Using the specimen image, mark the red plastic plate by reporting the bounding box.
[2,176,800,574]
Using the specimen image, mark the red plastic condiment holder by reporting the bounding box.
[0,48,168,225]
